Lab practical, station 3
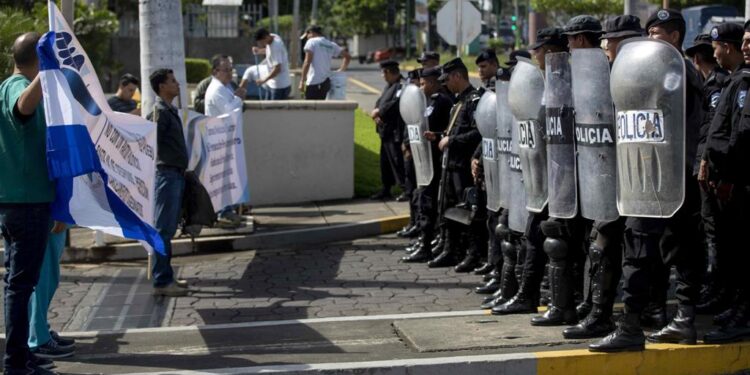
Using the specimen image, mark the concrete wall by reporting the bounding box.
[242,100,358,206]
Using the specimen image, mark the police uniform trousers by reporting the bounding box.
[587,218,625,311]
[414,160,442,237]
[700,186,727,291]
[622,176,704,312]
[486,209,504,271]
[540,216,590,311]
[379,139,406,192]
[517,210,550,300]
[714,185,750,302]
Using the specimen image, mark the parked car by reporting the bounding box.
[372,47,406,63]
[682,4,738,51]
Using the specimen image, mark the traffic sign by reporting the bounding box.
[436,0,481,54]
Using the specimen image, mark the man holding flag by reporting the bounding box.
[0,31,60,375]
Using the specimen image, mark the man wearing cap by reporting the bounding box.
[692,28,737,316]
[401,66,454,263]
[562,15,604,49]
[700,21,750,344]
[601,15,644,63]
[590,9,706,352]
[476,49,499,92]
[417,51,440,69]
[299,25,351,100]
[564,15,641,340]
[396,68,424,239]
[371,60,406,201]
[492,28,568,316]
[424,58,483,269]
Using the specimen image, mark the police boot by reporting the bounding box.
[704,300,750,344]
[531,225,577,326]
[481,239,519,308]
[714,306,736,327]
[589,312,645,352]
[400,225,421,239]
[563,305,616,339]
[491,290,538,315]
[396,224,414,238]
[697,287,732,314]
[401,234,434,263]
[428,230,461,268]
[480,288,505,309]
[431,230,446,257]
[473,262,493,275]
[539,265,551,307]
[475,277,501,294]
[640,302,668,329]
[404,236,422,253]
[647,305,697,344]
[455,231,484,273]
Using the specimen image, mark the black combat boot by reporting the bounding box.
[563,305,615,339]
[531,224,577,326]
[647,305,697,344]
[714,306,736,327]
[589,312,645,352]
[455,237,483,273]
[473,263,493,275]
[428,229,461,268]
[431,229,447,256]
[401,233,434,263]
[475,277,500,294]
[403,236,422,253]
[480,247,518,308]
[396,224,414,238]
[704,301,750,344]
[640,302,668,329]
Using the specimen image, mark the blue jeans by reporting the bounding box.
[28,227,66,349]
[0,203,50,370]
[153,167,185,287]
[269,86,290,100]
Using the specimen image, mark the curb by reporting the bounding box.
[59,215,410,263]
[119,341,750,375]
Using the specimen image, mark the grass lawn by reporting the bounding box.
[354,108,382,197]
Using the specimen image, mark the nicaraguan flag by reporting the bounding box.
[38,3,164,254]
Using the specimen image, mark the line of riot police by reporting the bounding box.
[389,8,750,353]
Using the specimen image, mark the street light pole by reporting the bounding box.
[624,0,637,15]
[60,0,74,25]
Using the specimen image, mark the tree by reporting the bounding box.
[530,0,621,16]
[139,0,189,114]
[646,0,744,10]
[0,7,46,81]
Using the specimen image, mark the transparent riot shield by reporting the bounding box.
[571,48,619,222]
[399,84,434,187]
[611,38,686,217]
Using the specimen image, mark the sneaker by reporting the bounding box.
[31,339,75,359]
[174,278,189,288]
[29,354,54,370]
[48,331,74,349]
[153,282,189,297]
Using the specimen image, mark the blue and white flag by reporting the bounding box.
[38,3,164,254]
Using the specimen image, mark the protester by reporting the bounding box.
[147,68,190,297]
[205,55,247,228]
[107,73,141,115]
[247,28,291,100]
[0,31,60,375]
[299,25,351,100]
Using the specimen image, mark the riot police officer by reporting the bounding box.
[401,67,454,263]
[700,21,750,343]
[371,60,406,201]
[426,58,483,269]
[564,14,643,339]
[397,68,425,239]
[590,9,706,352]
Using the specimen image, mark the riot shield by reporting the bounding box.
[496,81,513,210]
[399,84,434,187]
[476,91,501,211]
[544,52,577,219]
[509,58,548,213]
[571,48,619,222]
[610,38,685,218]
[508,116,527,233]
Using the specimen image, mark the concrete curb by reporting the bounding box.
[60,215,410,263]
[120,341,750,375]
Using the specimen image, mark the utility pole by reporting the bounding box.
[291,0,300,68]
[663,0,669,9]
[746,0,750,20]
[406,0,412,59]
[269,0,279,34]
[624,0,637,15]
[311,0,319,24]
[60,0,74,25]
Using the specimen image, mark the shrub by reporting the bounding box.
[0,7,46,82]
[186,58,211,83]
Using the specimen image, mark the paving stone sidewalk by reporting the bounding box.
[0,234,484,332]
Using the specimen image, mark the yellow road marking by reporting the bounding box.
[349,77,381,95]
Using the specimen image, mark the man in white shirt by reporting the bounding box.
[205,55,244,117]
[205,55,245,226]
[299,25,351,100]
[246,28,291,100]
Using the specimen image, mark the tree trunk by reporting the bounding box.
[139,0,188,117]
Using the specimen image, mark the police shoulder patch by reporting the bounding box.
[710,92,721,109]
[737,89,747,109]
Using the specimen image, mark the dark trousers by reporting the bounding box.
[486,209,504,267]
[415,173,440,234]
[404,151,417,196]
[520,210,549,296]
[622,177,703,312]
[379,139,405,193]
[0,203,50,370]
[153,167,185,287]
[588,218,625,307]
[305,78,330,100]
[715,186,750,297]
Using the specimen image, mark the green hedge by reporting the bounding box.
[186,58,211,83]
